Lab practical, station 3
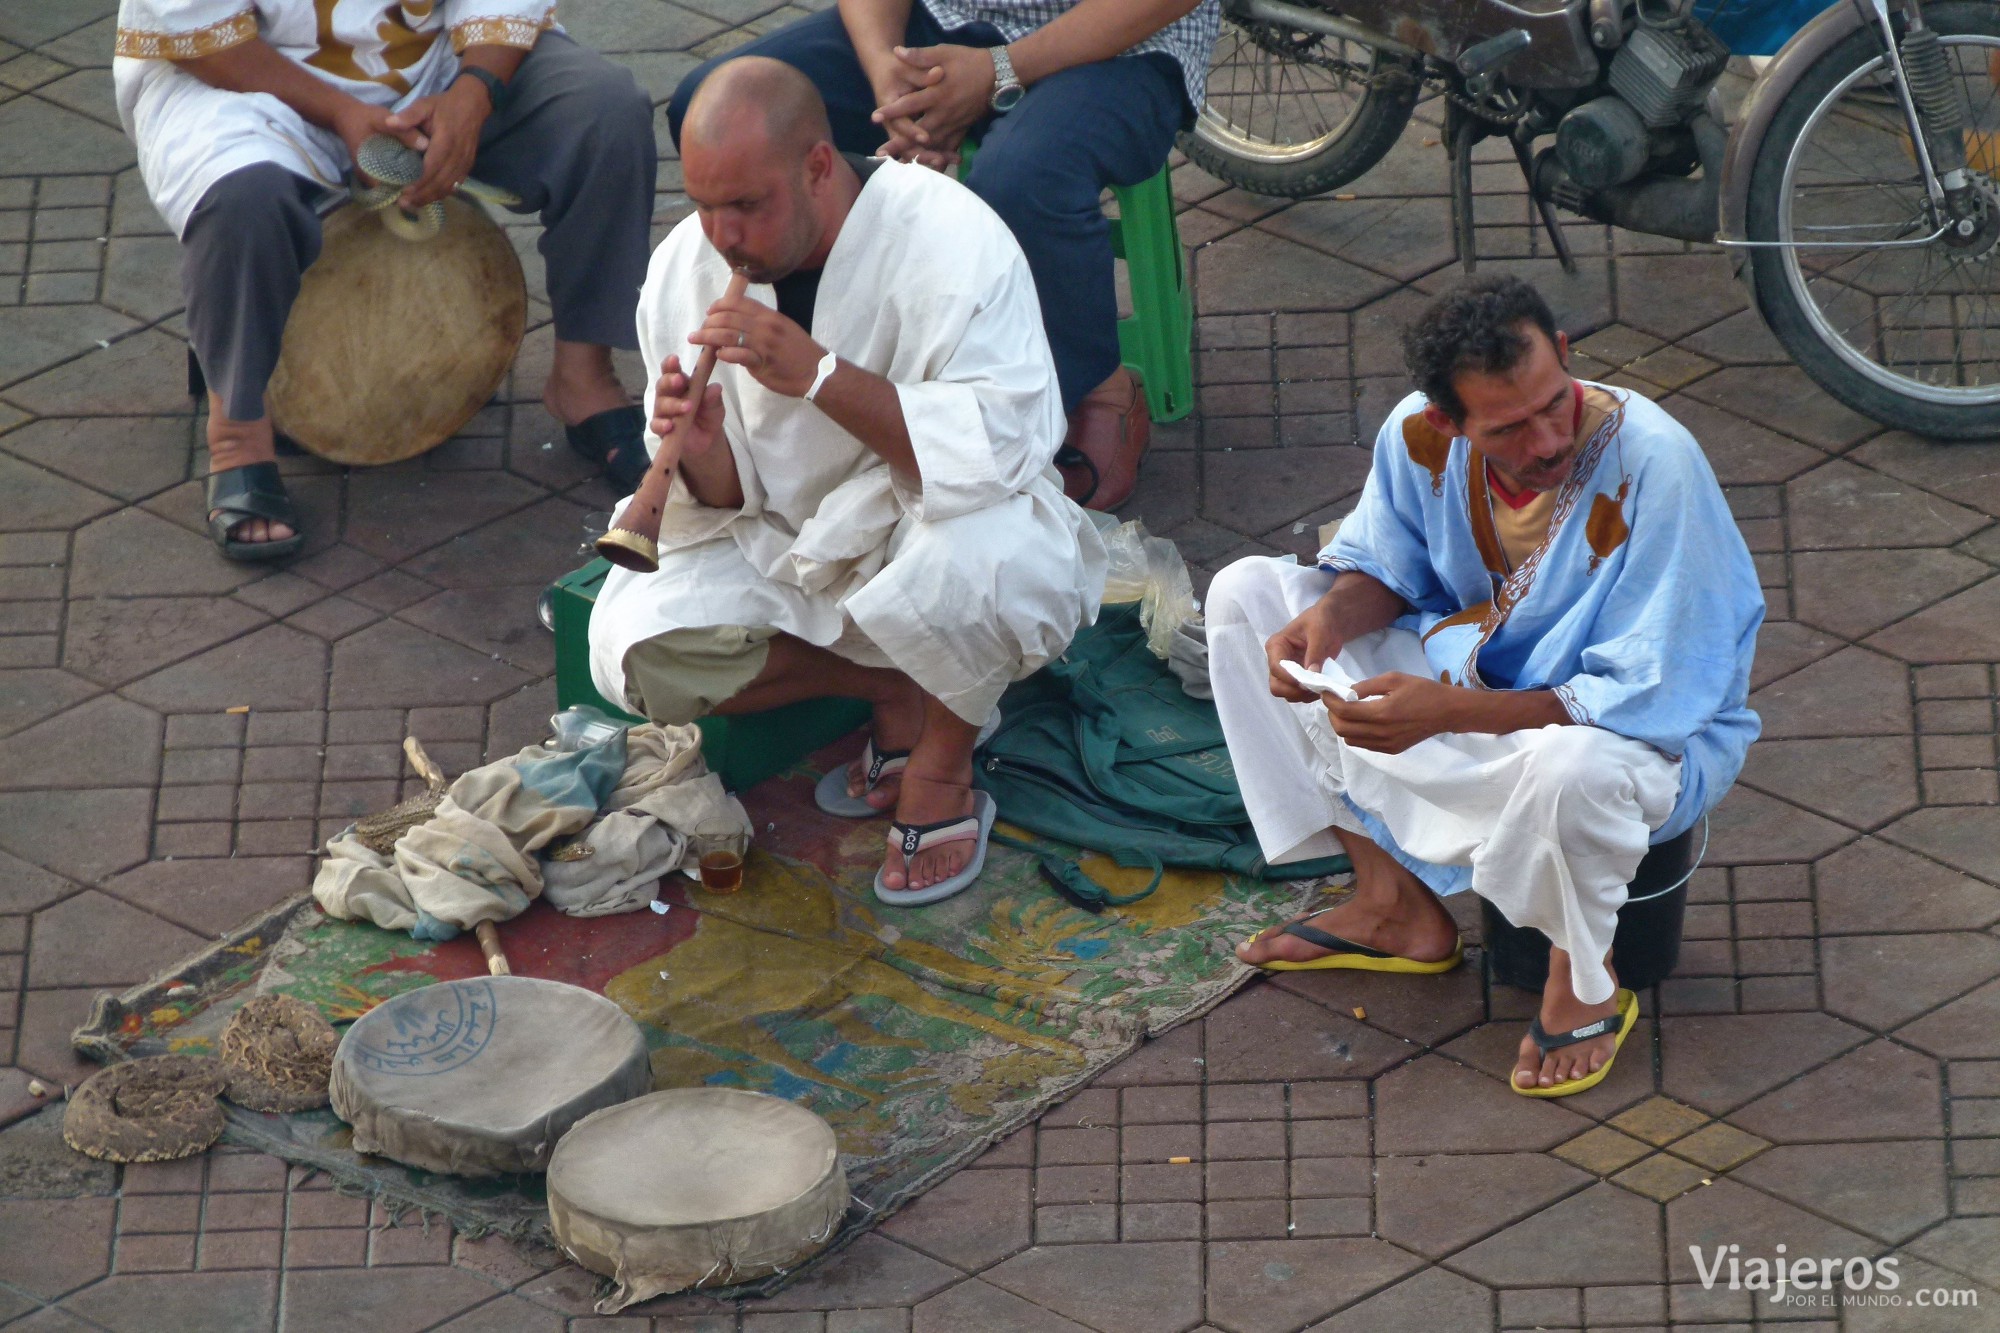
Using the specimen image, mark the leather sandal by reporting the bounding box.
[566,405,649,495]
[206,462,304,563]
[1057,368,1149,511]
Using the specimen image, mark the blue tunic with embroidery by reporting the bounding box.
[1321,386,1763,853]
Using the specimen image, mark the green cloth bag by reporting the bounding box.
[975,603,1349,908]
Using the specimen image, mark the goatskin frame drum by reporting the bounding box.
[267,197,526,466]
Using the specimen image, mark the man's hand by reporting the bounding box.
[1264,598,1346,703]
[331,99,427,175]
[651,353,726,455]
[872,44,994,151]
[380,77,492,208]
[687,290,825,398]
[1324,673,1457,754]
[867,55,945,163]
[879,122,966,172]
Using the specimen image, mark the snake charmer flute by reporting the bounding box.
[597,268,751,572]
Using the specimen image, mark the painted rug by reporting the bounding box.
[73,742,1333,1294]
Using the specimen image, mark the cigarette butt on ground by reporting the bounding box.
[1353,1006,1366,1020]
[1169,1156,1193,1165]
[1334,193,1357,201]
[225,705,250,715]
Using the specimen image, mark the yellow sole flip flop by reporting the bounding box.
[1247,919,1464,974]
[1513,987,1639,1098]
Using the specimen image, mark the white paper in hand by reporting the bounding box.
[1281,659,1361,702]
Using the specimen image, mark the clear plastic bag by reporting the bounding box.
[550,705,628,752]
[1088,512,1198,659]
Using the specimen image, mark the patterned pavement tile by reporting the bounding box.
[1446,1182,1663,1287]
[1203,1238,1422,1333]
[2,22,1998,1333]
[1733,1139,1948,1245]
[983,1241,1199,1333]
[1373,1152,1588,1259]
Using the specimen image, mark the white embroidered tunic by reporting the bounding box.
[113,0,557,235]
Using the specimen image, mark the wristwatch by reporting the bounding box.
[453,65,508,113]
[989,46,1026,113]
[805,350,839,403]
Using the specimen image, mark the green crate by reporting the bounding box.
[550,559,872,792]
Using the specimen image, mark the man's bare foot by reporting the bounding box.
[847,680,924,810]
[879,699,983,893]
[1514,947,1623,1091]
[1236,828,1458,968]
[879,772,977,891]
[206,401,295,546]
[543,339,631,427]
[1235,891,1460,968]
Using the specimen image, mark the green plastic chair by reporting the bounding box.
[957,143,1193,423]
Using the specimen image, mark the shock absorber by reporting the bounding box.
[1901,24,1970,176]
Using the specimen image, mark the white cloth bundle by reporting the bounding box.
[313,722,747,935]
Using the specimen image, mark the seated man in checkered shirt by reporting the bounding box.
[669,0,1219,513]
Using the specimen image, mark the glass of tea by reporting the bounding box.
[691,817,750,894]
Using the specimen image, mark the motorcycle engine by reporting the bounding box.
[1606,15,1730,126]
[1553,12,1729,189]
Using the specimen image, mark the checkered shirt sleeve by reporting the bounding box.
[917,0,1221,110]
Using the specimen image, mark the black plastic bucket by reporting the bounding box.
[1481,821,1702,992]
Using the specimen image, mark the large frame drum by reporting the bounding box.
[329,976,650,1176]
[267,198,526,466]
[548,1088,850,1310]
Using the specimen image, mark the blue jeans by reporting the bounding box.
[669,8,1187,415]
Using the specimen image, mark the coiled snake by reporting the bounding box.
[63,995,341,1161]
[63,1055,228,1163]
[353,134,520,242]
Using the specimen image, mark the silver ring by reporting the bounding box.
[736,331,746,347]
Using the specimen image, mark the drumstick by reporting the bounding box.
[597,269,752,573]
[474,921,511,976]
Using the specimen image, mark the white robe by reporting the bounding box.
[114,0,557,236]
[588,161,1108,726]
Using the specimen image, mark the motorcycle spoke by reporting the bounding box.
[1196,19,1369,163]
[1777,35,2000,404]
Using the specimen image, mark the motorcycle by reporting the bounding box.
[1185,0,2000,440]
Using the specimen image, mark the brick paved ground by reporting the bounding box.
[4,2,2000,1330]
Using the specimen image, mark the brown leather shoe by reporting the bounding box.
[1057,368,1149,511]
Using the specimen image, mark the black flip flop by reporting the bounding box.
[566,405,648,495]
[206,462,304,563]
[1515,988,1638,1098]
[1246,918,1464,974]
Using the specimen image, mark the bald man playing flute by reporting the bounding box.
[588,58,1106,907]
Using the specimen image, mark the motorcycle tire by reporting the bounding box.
[1744,0,2000,439]
[1179,19,1422,198]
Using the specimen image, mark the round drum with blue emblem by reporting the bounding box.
[330,976,651,1176]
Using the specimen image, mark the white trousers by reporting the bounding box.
[1206,557,1680,1005]
[591,486,1101,728]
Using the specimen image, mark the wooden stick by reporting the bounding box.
[474,920,511,976]
[598,269,751,572]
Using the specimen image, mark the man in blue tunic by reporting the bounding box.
[1207,277,1762,1099]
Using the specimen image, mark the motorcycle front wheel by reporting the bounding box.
[1744,0,2000,439]
[1179,10,1422,198]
